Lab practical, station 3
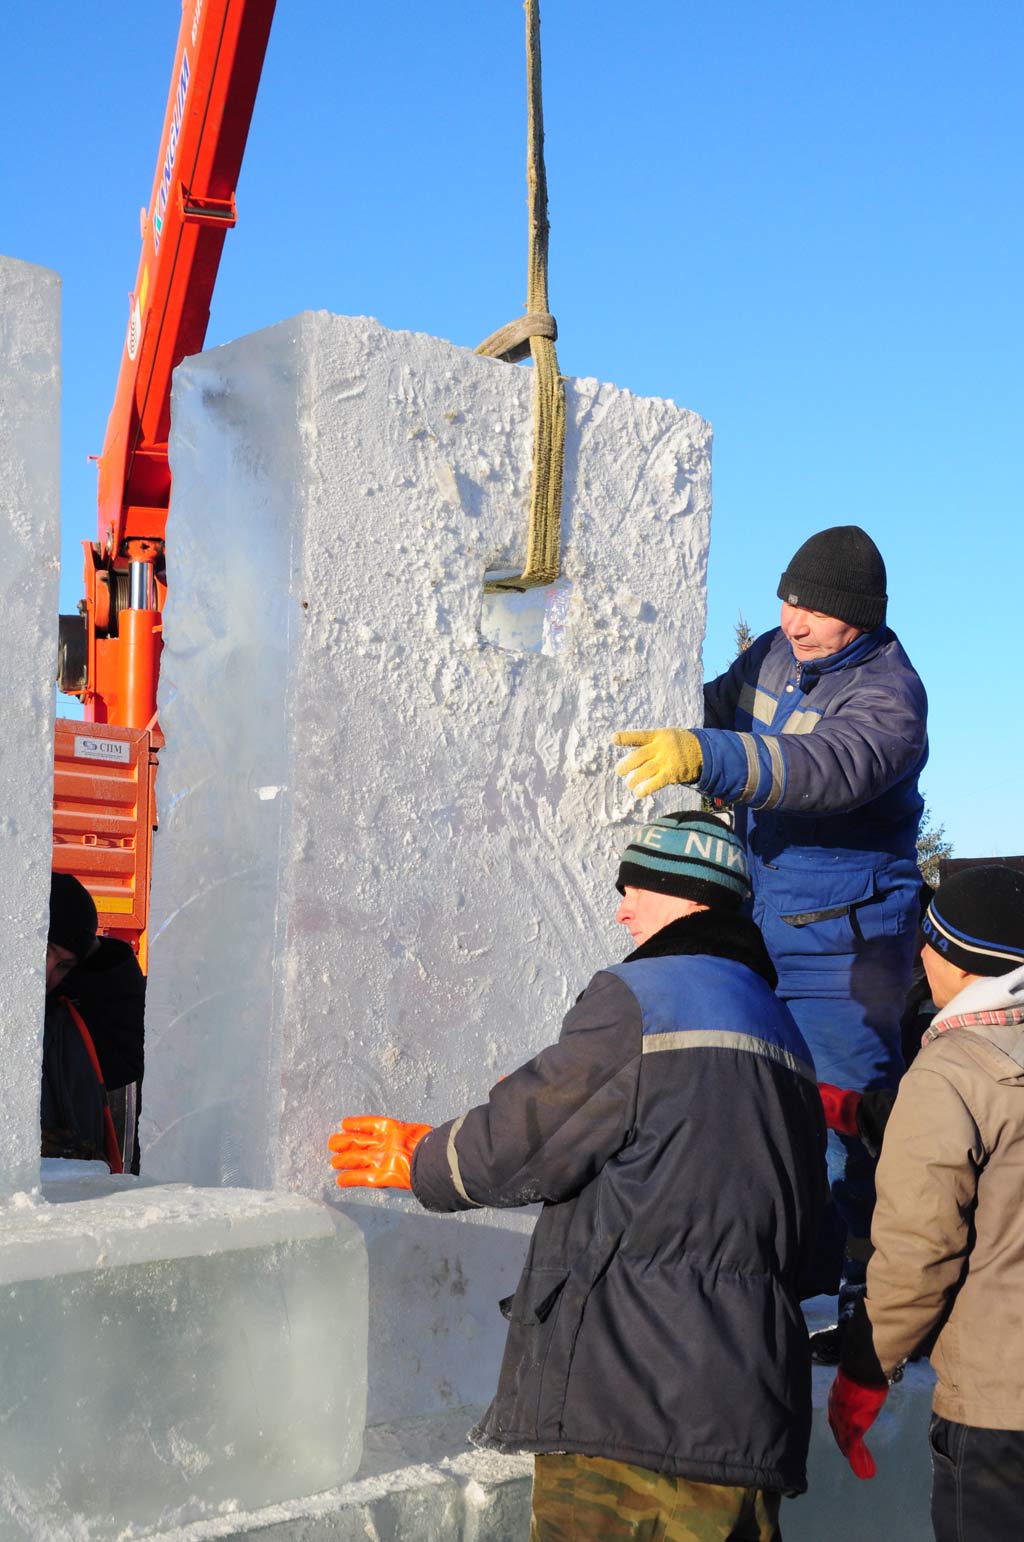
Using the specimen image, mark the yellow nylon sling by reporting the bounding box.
[476,0,565,594]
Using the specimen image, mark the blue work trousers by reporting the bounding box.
[783,954,911,1311]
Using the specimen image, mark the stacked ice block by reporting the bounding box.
[0,1171,368,1536]
[0,262,369,1537]
[145,312,712,1421]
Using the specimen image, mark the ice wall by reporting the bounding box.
[0,255,61,1196]
[0,1172,368,1536]
[146,312,710,1420]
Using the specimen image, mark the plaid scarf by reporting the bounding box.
[923,1004,1024,1045]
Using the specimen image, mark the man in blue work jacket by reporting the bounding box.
[614,526,928,1350]
[330,813,827,1539]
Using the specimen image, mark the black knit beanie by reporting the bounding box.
[48,872,98,962]
[617,811,751,911]
[922,866,1024,977]
[777,525,887,630]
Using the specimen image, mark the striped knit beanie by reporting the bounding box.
[922,865,1024,977]
[616,811,751,911]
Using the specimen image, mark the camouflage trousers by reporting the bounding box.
[530,1453,783,1541]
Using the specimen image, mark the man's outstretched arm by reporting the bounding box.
[329,973,642,1214]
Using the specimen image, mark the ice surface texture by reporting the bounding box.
[0,1176,368,1537]
[0,256,61,1196]
[122,1371,936,1542]
[147,313,711,1420]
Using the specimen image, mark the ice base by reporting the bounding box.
[137,1406,532,1542]
[0,1170,368,1539]
[139,1302,936,1541]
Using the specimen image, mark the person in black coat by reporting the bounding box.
[61,933,146,1172]
[43,874,146,1171]
[43,874,107,1162]
[329,813,828,1541]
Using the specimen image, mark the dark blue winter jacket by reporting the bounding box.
[695,626,928,999]
[411,910,828,1493]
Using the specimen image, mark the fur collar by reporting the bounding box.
[622,908,777,988]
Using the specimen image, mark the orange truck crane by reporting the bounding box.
[55,0,276,969]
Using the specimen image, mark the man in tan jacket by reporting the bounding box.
[827,863,1024,1541]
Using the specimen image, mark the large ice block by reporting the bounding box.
[0,1173,368,1538]
[146,313,711,1419]
[0,255,61,1196]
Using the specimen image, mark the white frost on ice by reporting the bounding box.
[0,255,61,1199]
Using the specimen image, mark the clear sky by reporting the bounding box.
[6,1,1023,857]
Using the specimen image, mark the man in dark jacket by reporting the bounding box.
[61,931,146,1172]
[43,873,108,1162]
[43,873,145,1171]
[614,527,928,1341]
[329,812,827,1540]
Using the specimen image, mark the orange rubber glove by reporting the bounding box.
[827,1369,887,1479]
[818,1082,863,1137]
[328,1115,433,1190]
[613,729,702,797]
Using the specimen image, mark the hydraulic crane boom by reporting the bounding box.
[55,0,276,964]
[60,0,276,728]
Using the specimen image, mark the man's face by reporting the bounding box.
[615,886,705,947]
[780,603,862,662]
[45,942,78,995]
[920,942,970,1010]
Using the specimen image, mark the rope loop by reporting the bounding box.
[476,312,557,364]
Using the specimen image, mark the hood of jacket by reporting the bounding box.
[925,963,1024,1074]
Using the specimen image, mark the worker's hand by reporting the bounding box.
[613,729,702,798]
[328,1116,433,1190]
[827,1369,887,1479]
[818,1083,863,1137]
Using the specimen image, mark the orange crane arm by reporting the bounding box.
[55,0,277,965]
[78,0,276,726]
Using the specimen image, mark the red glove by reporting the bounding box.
[827,1369,887,1478]
[818,1082,863,1137]
[328,1116,433,1190]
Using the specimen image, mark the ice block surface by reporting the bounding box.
[783,1296,934,1539]
[147,312,711,1419]
[0,1177,368,1538]
[0,255,61,1197]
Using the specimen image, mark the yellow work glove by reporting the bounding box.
[613,728,703,798]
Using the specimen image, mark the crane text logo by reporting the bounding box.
[152,51,192,254]
[74,737,131,765]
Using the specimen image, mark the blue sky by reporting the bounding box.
[6,1,1023,856]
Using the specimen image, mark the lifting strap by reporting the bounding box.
[477,0,566,594]
[60,996,125,1174]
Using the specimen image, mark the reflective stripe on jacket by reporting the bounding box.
[697,625,927,996]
